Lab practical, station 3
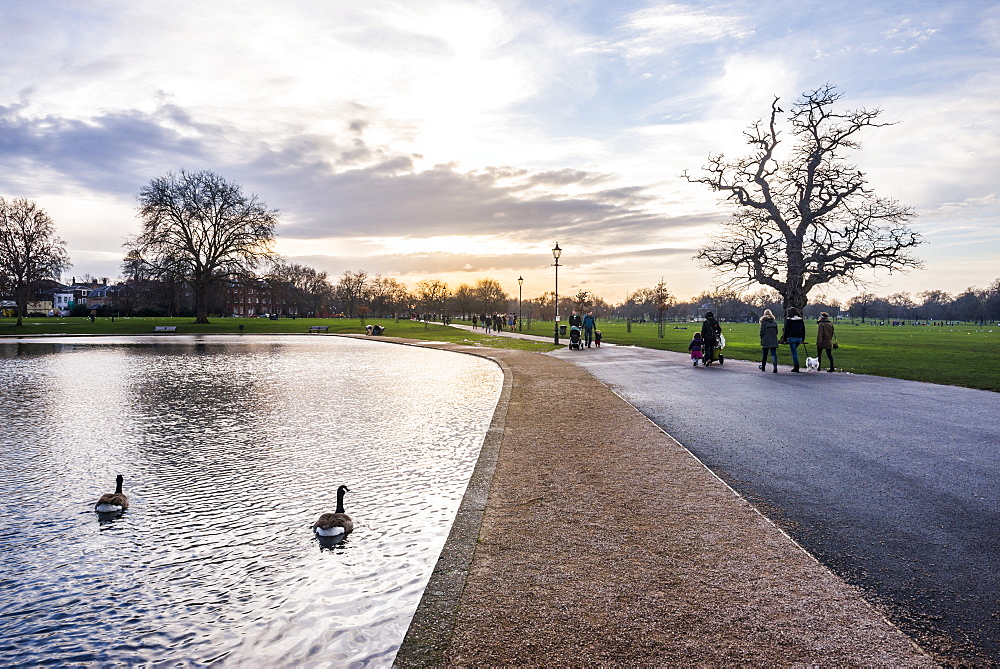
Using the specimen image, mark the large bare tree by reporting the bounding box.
[128,170,278,323]
[0,197,70,326]
[685,85,922,312]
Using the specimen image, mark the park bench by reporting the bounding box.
[309,325,329,333]
[153,325,177,332]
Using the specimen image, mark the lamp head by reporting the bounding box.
[552,243,562,260]
[518,276,523,286]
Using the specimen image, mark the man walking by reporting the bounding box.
[701,311,722,365]
[582,310,597,348]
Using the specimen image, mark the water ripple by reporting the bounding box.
[0,335,501,667]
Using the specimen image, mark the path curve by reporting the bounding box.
[552,342,1000,662]
[395,338,931,666]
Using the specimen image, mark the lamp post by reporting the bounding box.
[552,243,562,344]
[517,276,523,332]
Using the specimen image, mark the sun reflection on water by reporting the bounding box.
[0,335,502,667]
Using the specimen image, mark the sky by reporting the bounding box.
[1,0,998,305]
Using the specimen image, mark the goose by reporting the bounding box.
[94,474,129,513]
[313,485,353,538]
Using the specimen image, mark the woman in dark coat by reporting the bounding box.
[700,311,722,366]
[781,307,806,372]
[816,312,836,372]
[759,309,779,373]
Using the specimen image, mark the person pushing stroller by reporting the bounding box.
[701,311,722,365]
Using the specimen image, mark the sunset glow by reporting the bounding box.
[1,0,997,302]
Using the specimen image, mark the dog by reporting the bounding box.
[805,356,820,372]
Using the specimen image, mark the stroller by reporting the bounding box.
[705,333,726,365]
[568,325,583,350]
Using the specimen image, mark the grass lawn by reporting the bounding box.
[3,315,997,392]
[0,316,560,353]
[533,319,999,392]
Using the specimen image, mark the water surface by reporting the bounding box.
[0,335,502,667]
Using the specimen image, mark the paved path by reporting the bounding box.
[550,342,1000,662]
[395,338,931,666]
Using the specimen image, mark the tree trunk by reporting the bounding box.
[195,280,210,324]
[783,240,808,313]
[14,285,27,326]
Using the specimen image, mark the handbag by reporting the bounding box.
[832,334,839,349]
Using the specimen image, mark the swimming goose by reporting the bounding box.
[94,474,129,513]
[313,485,353,537]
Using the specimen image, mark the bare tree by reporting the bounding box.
[848,292,877,323]
[535,291,557,321]
[686,85,923,311]
[887,291,916,320]
[128,170,277,323]
[746,287,783,318]
[706,288,748,322]
[572,289,593,314]
[985,279,1000,321]
[0,197,71,326]
[619,287,653,322]
[473,278,508,315]
[916,289,951,321]
[952,287,987,323]
[336,269,369,317]
[451,282,476,319]
[651,279,675,338]
[270,260,332,317]
[387,279,412,320]
[415,279,449,318]
[369,274,401,318]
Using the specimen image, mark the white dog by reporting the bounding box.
[805,357,820,372]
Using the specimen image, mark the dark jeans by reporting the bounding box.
[584,327,594,346]
[761,347,777,367]
[817,346,834,368]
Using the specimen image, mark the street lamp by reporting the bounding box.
[552,243,562,344]
[518,276,523,332]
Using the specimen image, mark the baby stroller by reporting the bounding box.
[705,333,726,365]
[568,325,583,350]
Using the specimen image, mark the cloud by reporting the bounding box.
[611,3,754,60]
[0,88,683,250]
[266,159,680,242]
[881,18,940,54]
[0,102,211,196]
[290,242,698,283]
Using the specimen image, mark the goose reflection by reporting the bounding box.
[316,534,348,550]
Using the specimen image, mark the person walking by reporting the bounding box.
[701,311,722,366]
[582,310,596,348]
[688,332,704,366]
[781,307,806,372]
[816,311,836,372]
[759,309,779,373]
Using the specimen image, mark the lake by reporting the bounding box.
[0,335,502,667]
